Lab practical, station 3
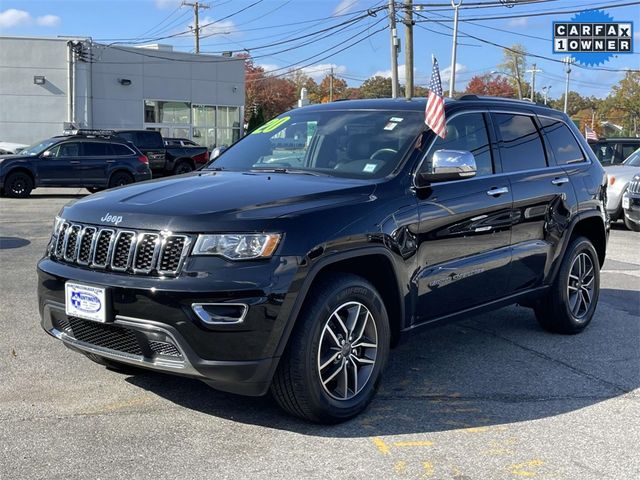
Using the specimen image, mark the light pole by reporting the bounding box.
[490,70,522,99]
[563,56,573,114]
[448,0,463,98]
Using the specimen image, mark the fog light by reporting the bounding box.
[192,303,248,325]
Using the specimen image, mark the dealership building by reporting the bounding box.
[0,36,245,148]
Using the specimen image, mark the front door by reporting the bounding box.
[36,141,82,186]
[414,112,513,322]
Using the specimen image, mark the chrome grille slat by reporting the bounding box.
[50,221,189,276]
[629,179,640,194]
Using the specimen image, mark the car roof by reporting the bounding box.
[589,138,640,142]
[297,96,565,116]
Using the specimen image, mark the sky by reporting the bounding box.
[1,0,639,99]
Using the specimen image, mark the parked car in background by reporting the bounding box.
[0,141,28,155]
[164,137,199,147]
[589,138,640,165]
[604,147,640,224]
[622,174,640,231]
[115,130,209,176]
[0,130,151,198]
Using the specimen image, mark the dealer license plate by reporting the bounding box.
[65,282,107,323]
[622,196,630,210]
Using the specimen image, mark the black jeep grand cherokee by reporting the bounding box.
[38,97,608,423]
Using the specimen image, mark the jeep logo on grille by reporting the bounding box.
[100,213,123,225]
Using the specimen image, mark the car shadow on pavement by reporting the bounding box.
[125,287,639,437]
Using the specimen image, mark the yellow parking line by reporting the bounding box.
[371,436,391,455]
[393,440,435,448]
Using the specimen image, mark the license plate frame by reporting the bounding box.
[65,282,108,323]
[622,196,630,210]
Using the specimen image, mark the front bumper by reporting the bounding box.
[37,255,300,396]
[623,192,640,224]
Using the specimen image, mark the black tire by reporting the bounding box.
[4,171,33,198]
[271,273,390,423]
[624,215,640,232]
[534,236,600,334]
[86,187,104,194]
[82,352,142,374]
[173,161,193,175]
[108,171,134,189]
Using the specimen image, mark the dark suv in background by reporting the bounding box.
[0,131,151,198]
[38,97,608,423]
[589,137,640,165]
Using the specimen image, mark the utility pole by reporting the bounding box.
[182,1,210,54]
[526,63,542,102]
[448,0,463,97]
[513,57,522,100]
[563,56,573,113]
[388,0,399,98]
[329,66,334,102]
[403,0,414,99]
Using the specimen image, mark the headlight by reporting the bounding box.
[192,233,281,260]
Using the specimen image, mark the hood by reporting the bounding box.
[61,171,377,232]
[604,164,640,182]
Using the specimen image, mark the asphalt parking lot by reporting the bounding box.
[1,188,638,480]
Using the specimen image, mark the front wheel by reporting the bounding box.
[624,215,640,232]
[4,171,33,198]
[271,274,390,423]
[534,236,600,334]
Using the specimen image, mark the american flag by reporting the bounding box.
[425,56,446,139]
[585,125,598,141]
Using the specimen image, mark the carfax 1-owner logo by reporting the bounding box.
[553,10,633,66]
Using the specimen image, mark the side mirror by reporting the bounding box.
[417,149,477,185]
[42,150,53,158]
[210,146,227,160]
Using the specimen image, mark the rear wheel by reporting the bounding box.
[108,171,134,189]
[173,161,193,175]
[271,274,390,423]
[4,171,33,198]
[624,215,640,232]
[534,236,600,334]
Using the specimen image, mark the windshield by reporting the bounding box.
[20,138,59,156]
[623,147,640,167]
[208,109,424,179]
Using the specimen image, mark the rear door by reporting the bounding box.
[491,112,578,293]
[414,111,513,322]
[77,141,112,185]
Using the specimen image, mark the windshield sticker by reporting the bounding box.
[251,116,291,134]
[389,117,404,122]
[383,122,398,131]
[363,163,377,173]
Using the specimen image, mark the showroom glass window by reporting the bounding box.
[192,105,216,150]
[217,106,242,147]
[144,101,190,124]
[493,113,547,172]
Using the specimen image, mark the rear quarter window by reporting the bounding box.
[539,116,585,165]
[112,143,134,155]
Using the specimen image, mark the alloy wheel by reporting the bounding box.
[567,252,595,320]
[317,301,378,401]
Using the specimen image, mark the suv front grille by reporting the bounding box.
[629,178,640,194]
[52,221,190,276]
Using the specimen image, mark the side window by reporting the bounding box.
[140,132,163,149]
[54,142,81,158]
[493,113,547,172]
[621,144,637,162]
[117,132,136,145]
[112,143,133,155]
[83,142,110,156]
[425,112,494,177]
[539,116,584,165]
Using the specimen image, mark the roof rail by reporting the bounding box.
[457,94,541,106]
[62,128,116,137]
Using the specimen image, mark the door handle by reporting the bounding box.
[486,186,509,196]
[69,160,80,164]
[551,176,569,185]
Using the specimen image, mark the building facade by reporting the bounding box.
[0,36,245,148]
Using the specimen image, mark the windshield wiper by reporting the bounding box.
[250,167,329,177]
